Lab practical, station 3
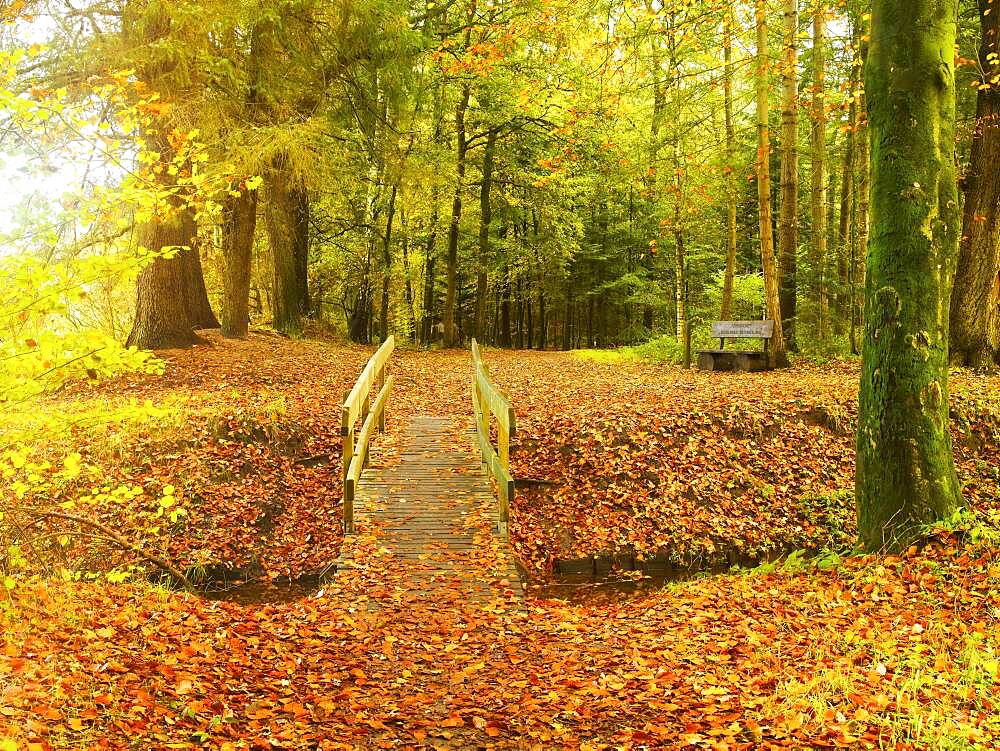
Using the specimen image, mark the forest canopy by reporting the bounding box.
[7,0,985,358]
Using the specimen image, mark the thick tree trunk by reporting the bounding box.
[266,163,305,337]
[778,0,799,350]
[811,9,830,340]
[857,0,963,551]
[179,227,219,330]
[721,13,738,320]
[443,83,470,348]
[127,211,204,349]
[755,1,788,366]
[220,187,259,338]
[951,0,1000,367]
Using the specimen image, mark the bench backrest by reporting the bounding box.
[711,320,774,339]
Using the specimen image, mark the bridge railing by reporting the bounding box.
[342,336,395,534]
[471,339,516,535]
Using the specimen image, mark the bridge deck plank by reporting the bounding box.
[336,416,524,607]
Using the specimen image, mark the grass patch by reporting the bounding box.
[575,335,687,365]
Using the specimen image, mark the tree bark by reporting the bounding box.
[778,0,799,350]
[851,47,870,356]
[266,162,306,337]
[811,8,830,340]
[474,129,497,342]
[379,183,397,341]
[400,208,416,341]
[126,211,204,349]
[857,0,964,551]
[537,286,547,349]
[500,265,512,347]
[179,229,220,330]
[443,83,471,348]
[755,1,788,366]
[220,187,259,338]
[293,186,310,317]
[421,224,437,345]
[721,11,738,320]
[526,279,534,349]
[837,43,860,329]
[672,136,687,344]
[951,0,1000,367]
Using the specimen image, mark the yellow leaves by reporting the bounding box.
[62,451,82,478]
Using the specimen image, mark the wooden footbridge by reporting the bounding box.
[335,337,523,604]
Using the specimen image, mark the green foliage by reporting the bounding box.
[575,335,685,365]
[700,272,766,322]
[0,254,164,403]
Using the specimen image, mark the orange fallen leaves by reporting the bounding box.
[2,337,998,750]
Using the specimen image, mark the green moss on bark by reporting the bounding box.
[857,0,964,551]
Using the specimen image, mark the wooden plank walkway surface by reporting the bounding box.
[336,416,524,608]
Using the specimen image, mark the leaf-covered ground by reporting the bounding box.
[2,336,999,750]
[480,351,1000,577]
[3,526,998,750]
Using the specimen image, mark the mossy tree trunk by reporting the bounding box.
[266,161,308,337]
[950,0,1000,368]
[857,0,964,551]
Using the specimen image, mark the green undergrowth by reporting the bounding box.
[574,335,689,365]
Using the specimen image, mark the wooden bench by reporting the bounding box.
[697,320,774,372]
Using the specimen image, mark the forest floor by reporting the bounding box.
[2,333,999,750]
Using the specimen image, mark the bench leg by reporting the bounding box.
[697,352,715,371]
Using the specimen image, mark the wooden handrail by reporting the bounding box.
[471,339,516,535]
[342,336,394,533]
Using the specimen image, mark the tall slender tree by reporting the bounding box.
[721,10,738,320]
[778,0,799,350]
[811,5,830,341]
[755,0,788,366]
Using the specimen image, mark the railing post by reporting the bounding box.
[344,478,354,534]
[342,390,352,482]
[498,422,509,475]
[377,364,386,433]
